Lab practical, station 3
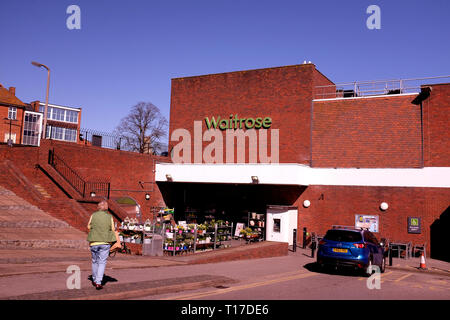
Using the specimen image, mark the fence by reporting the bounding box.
[79,128,168,156]
[314,75,450,100]
[79,128,123,150]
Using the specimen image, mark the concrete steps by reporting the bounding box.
[0,186,88,250]
[33,184,52,199]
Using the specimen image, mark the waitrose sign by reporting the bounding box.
[205,115,272,130]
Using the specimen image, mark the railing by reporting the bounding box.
[79,128,124,150]
[314,75,450,100]
[79,127,168,156]
[48,149,110,199]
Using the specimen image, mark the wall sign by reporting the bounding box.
[407,217,421,234]
[355,214,379,233]
[204,115,272,130]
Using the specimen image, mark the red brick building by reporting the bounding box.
[0,84,35,145]
[0,64,448,261]
[0,83,82,146]
[156,63,449,260]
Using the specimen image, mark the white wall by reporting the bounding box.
[155,163,450,188]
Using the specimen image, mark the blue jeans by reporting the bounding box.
[90,244,110,285]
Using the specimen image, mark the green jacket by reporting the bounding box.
[87,210,116,243]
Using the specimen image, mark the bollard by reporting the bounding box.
[311,233,316,258]
[303,227,307,249]
[293,229,297,252]
[389,246,393,266]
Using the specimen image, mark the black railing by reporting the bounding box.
[79,128,123,150]
[79,127,168,156]
[48,149,110,199]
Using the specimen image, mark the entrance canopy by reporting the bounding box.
[155,163,450,188]
[158,181,305,210]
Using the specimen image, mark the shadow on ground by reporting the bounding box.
[88,274,118,286]
[303,262,367,278]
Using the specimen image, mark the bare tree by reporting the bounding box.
[115,102,168,154]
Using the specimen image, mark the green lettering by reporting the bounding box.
[239,118,245,129]
[219,118,229,130]
[205,116,221,129]
[245,118,255,129]
[262,117,272,129]
[255,117,263,129]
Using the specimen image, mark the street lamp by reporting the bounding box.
[31,61,50,139]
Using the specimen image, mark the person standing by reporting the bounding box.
[87,200,117,290]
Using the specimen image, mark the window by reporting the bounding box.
[8,107,17,120]
[4,133,16,143]
[364,231,379,245]
[324,230,363,242]
[39,105,79,123]
[65,110,78,123]
[273,218,281,233]
[46,125,77,142]
[64,128,77,142]
[52,108,65,121]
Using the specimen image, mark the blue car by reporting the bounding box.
[317,227,386,275]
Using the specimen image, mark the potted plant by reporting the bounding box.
[165,239,174,251]
[197,224,206,235]
[128,218,136,231]
[122,217,130,230]
[144,219,152,232]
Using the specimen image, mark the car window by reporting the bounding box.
[364,231,378,244]
[370,233,379,244]
[324,230,362,242]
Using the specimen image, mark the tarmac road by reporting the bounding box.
[0,247,449,301]
[152,265,450,300]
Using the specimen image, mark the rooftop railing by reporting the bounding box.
[314,75,450,100]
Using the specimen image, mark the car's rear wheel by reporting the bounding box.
[380,256,386,273]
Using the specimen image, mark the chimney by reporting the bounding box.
[9,87,16,96]
[31,101,41,112]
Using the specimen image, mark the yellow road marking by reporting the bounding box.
[379,271,394,283]
[359,271,393,281]
[394,273,413,282]
[163,271,318,300]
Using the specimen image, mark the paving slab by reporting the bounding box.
[5,274,237,300]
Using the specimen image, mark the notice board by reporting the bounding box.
[355,215,379,233]
[407,217,421,234]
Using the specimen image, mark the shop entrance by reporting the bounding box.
[157,182,305,241]
[266,205,298,245]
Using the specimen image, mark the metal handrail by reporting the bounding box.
[314,75,450,100]
[49,149,110,199]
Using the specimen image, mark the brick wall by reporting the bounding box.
[295,185,450,255]
[312,94,423,167]
[169,64,320,164]
[38,140,169,220]
[422,83,450,167]
[0,140,170,223]
[0,105,24,144]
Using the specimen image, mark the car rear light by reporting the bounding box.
[353,243,366,248]
[319,240,326,245]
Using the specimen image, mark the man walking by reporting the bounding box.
[87,200,117,290]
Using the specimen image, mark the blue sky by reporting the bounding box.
[0,0,449,132]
